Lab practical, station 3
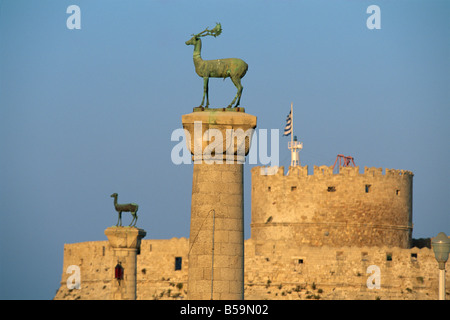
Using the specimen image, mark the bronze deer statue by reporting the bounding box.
[110,193,138,227]
[185,23,248,108]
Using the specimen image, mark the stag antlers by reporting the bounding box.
[192,23,222,39]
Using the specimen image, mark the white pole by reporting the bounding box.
[211,209,215,300]
[291,102,294,146]
[290,102,294,166]
[439,268,446,300]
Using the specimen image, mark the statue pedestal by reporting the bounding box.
[104,227,146,300]
[182,108,257,300]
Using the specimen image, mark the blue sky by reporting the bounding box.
[0,0,448,299]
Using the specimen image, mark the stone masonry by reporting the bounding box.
[53,164,448,300]
[181,108,257,300]
[54,237,448,300]
[104,227,146,300]
[251,165,413,248]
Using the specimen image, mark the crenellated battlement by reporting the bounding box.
[253,165,413,178]
[385,168,414,177]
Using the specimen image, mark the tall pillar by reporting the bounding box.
[105,227,146,300]
[182,107,257,300]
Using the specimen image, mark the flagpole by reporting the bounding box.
[285,102,302,168]
[291,102,294,146]
[291,102,294,167]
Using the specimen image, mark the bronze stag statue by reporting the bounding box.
[185,23,248,108]
[110,193,138,227]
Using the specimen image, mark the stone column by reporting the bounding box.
[182,107,257,300]
[104,227,146,300]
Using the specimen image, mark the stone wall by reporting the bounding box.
[251,166,413,248]
[53,164,446,301]
[54,240,112,300]
[244,239,446,300]
[54,237,448,300]
[137,238,189,300]
[54,238,189,300]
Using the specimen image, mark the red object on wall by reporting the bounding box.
[115,262,124,280]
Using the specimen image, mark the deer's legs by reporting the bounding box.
[129,213,138,227]
[201,77,210,107]
[129,216,134,226]
[229,76,243,108]
[235,84,243,107]
[116,212,122,227]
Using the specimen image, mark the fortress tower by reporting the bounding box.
[251,165,413,248]
[182,107,257,300]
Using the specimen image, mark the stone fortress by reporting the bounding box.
[54,141,448,300]
[53,21,449,300]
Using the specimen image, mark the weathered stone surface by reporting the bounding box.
[251,166,413,248]
[182,109,257,163]
[182,109,256,300]
[53,124,448,300]
[104,227,146,300]
[54,237,449,300]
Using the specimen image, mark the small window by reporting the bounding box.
[396,190,400,196]
[175,257,182,271]
[386,253,392,261]
[102,246,105,256]
[268,186,271,192]
[365,185,371,193]
[361,252,369,261]
[291,186,297,191]
[298,259,304,264]
[411,253,418,262]
[327,186,336,192]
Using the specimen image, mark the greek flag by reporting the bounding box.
[284,110,292,136]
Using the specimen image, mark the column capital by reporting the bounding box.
[104,227,146,250]
[182,109,257,163]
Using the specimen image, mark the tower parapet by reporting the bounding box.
[251,165,413,248]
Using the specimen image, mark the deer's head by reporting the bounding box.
[110,193,118,198]
[185,36,199,46]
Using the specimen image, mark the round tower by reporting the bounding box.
[251,165,413,248]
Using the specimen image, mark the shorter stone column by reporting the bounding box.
[105,227,146,300]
